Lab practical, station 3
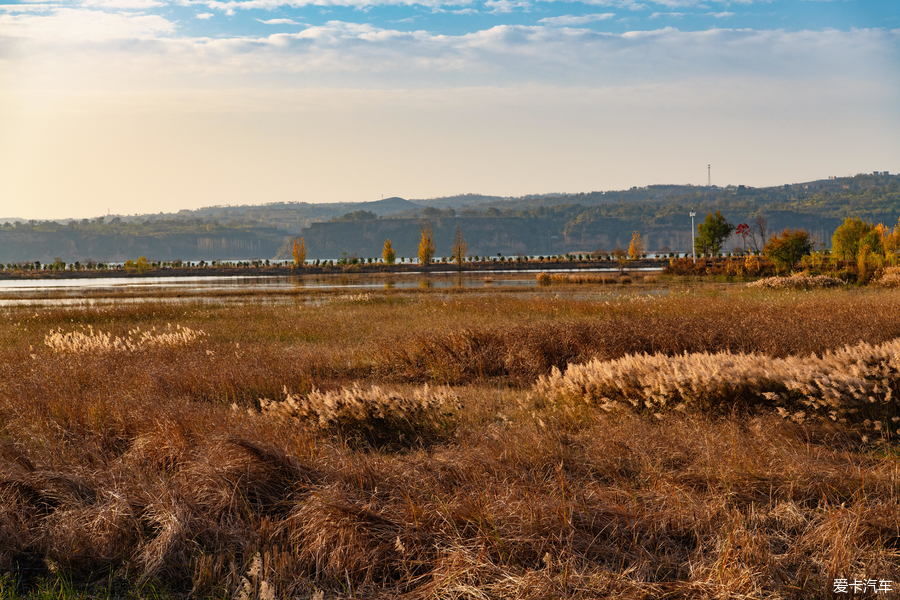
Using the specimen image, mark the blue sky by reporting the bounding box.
[170,0,900,37]
[0,0,898,218]
[14,0,888,37]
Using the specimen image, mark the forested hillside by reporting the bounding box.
[2,173,897,262]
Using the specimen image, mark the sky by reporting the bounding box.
[1,0,899,219]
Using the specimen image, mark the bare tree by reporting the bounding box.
[451,226,467,269]
[750,215,768,253]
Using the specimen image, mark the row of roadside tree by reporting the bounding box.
[664,214,899,282]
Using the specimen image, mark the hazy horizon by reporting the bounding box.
[1,169,896,222]
[2,0,898,220]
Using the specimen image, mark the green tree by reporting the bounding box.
[763,229,813,272]
[417,225,435,266]
[382,239,396,265]
[695,211,734,256]
[451,226,467,268]
[831,217,879,262]
[336,210,377,221]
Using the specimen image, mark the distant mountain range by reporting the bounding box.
[2,172,898,263]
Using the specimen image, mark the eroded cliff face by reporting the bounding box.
[0,229,287,263]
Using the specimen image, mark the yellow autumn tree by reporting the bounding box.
[857,243,874,283]
[125,256,151,273]
[876,219,900,266]
[382,239,396,265]
[292,238,307,267]
[627,232,644,260]
[418,225,435,266]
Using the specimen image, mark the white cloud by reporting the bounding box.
[543,0,645,8]
[650,0,767,6]
[648,0,705,6]
[195,10,214,16]
[3,19,899,97]
[186,0,474,10]
[81,0,164,8]
[708,11,734,18]
[647,0,698,6]
[650,10,683,18]
[432,6,476,12]
[0,7,174,41]
[485,0,529,13]
[539,12,614,25]
[0,3,59,11]
[257,17,300,23]
[170,0,761,12]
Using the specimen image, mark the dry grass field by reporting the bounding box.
[0,284,897,599]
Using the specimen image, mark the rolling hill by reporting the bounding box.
[1,173,897,262]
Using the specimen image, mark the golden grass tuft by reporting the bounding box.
[254,384,460,448]
[535,337,900,436]
[875,265,900,287]
[747,273,844,289]
[44,324,207,354]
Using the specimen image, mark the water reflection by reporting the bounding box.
[0,267,666,308]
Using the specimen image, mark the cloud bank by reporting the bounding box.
[4,13,898,91]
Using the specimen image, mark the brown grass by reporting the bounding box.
[746,274,845,289]
[378,289,900,384]
[0,285,897,598]
[536,272,626,285]
[876,266,900,287]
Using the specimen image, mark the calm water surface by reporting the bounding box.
[0,268,665,308]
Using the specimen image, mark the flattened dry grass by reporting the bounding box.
[0,393,896,599]
[0,285,897,598]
